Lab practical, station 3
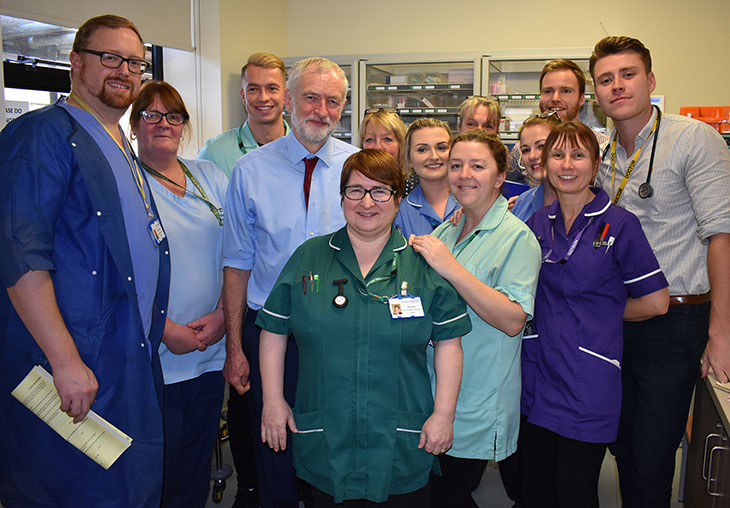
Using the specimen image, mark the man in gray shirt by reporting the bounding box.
[591,35,730,508]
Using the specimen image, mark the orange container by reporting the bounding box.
[679,106,730,134]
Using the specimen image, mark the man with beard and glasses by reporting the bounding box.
[222,57,358,508]
[0,15,170,508]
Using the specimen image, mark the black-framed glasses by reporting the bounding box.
[140,110,188,126]
[78,49,150,74]
[344,185,394,202]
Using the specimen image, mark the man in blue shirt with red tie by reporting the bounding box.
[222,57,358,508]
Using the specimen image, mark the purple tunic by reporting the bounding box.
[524,188,668,443]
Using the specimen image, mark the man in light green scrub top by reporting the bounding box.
[197,52,290,508]
[198,52,290,177]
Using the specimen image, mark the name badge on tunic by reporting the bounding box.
[148,217,166,245]
[388,295,424,319]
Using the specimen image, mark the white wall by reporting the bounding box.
[163,0,222,158]
[217,0,287,131]
[279,0,729,115]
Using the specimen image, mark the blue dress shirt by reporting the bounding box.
[223,132,359,309]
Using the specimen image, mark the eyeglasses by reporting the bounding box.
[364,107,400,116]
[78,49,150,74]
[140,110,188,125]
[343,185,395,202]
[529,111,562,122]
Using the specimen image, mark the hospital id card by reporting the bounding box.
[388,295,424,319]
[148,217,166,245]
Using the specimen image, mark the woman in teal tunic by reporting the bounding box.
[410,129,541,508]
[257,149,471,506]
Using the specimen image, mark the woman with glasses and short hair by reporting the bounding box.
[519,122,669,508]
[257,149,471,507]
[409,130,541,508]
[130,80,229,508]
[394,118,460,237]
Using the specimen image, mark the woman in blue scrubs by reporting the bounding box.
[410,129,541,507]
[257,149,471,506]
[520,121,670,508]
[394,118,460,237]
[131,81,228,508]
[511,113,562,222]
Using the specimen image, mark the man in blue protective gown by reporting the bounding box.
[0,15,170,508]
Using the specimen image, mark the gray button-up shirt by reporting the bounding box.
[595,109,730,295]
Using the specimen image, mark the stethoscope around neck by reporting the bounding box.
[601,104,662,199]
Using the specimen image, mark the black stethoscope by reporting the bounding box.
[601,104,662,199]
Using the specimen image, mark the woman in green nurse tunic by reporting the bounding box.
[256,149,471,507]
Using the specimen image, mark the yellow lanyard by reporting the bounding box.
[68,91,153,218]
[609,113,659,205]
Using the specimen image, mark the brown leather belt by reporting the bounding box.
[669,293,710,306]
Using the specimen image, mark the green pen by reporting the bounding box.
[314,274,320,293]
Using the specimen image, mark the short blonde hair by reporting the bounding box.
[458,96,501,132]
[359,109,407,170]
[404,118,452,169]
[241,52,286,82]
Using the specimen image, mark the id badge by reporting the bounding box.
[388,295,424,319]
[148,217,166,245]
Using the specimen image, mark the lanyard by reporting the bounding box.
[542,217,595,264]
[236,124,252,155]
[356,253,399,304]
[69,91,153,220]
[141,160,224,226]
[609,110,660,205]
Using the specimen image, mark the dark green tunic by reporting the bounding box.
[257,226,471,502]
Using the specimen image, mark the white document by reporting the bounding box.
[11,365,132,470]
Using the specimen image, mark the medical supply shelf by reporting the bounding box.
[283,49,606,145]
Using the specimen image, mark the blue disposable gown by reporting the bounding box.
[0,105,170,508]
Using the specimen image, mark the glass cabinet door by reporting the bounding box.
[484,57,606,140]
[360,59,480,134]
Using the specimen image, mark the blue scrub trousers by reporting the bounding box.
[161,370,226,508]
[610,302,709,508]
[243,308,300,508]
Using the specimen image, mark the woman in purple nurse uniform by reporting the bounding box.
[519,121,670,508]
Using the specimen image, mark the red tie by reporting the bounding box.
[303,156,318,211]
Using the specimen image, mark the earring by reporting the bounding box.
[130,132,137,140]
